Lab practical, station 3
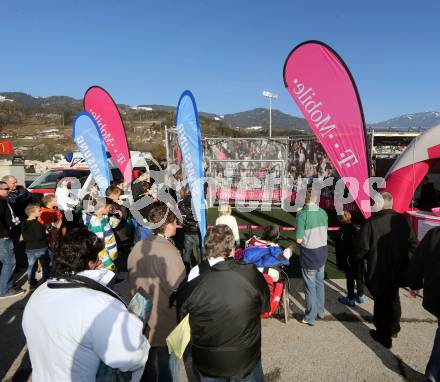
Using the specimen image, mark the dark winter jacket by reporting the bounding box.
[355,209,417,296]
[178,196,199,235]
[21,219,47,250]
[335,222,358,270]
[0,198,13,238]
[109,202,133,244]
[408,227,440,319]
[180,259,270,379]
[131,180,150,202]
[7,186,32,221]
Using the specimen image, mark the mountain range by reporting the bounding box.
[1,92,440,132]
[368,112,440,131]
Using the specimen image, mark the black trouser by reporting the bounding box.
[373,289,401,340]
[183,346,201,382]
[140,346,178,382]
[345,260,365,300]
[113,241,132,272]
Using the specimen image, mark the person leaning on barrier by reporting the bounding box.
[22,228,150,382]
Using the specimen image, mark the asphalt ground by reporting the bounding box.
[0,271,436,382]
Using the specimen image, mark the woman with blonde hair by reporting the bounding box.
[216,204,240,246]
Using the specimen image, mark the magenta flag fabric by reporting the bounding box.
[284,41,371,217]
[84,86,133,183]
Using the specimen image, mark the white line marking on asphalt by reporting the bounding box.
[4,344,28,381]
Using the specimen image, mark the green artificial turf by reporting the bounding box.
[206,207,344,279]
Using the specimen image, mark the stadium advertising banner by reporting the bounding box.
[72,112,111,195]
[284,41,371,217]
[84,86,133,183]
[176,90,207,241]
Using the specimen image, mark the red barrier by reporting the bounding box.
[177,224,340,231]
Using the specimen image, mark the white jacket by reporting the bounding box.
[216,215,240,242]
[55,185,78,211]
[22,270,150,382]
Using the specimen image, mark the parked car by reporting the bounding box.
[28,151,151,199]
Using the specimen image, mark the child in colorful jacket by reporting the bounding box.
[82,197,120,271]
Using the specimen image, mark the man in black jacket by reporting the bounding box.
[356,192,417,349]
[2,175,32,222]
[409,227,440,382]
[180,225,270,381]
[0,181,24,298]
[178,190,201,273]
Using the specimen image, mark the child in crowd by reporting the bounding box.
[22,204,51,290]
[81,184,100,213]
[242,225,292,282]
[216,204,240,247]
[38,194,63,256]
[106,185,133,270]
[336,210,365,307]
[82,197,120,271]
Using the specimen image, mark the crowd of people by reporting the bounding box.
[0,173,439,382]
[287,140,338,180]
[204,139,286,161]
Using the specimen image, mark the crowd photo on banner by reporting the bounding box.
[0,40,439,382]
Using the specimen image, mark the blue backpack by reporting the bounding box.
[242,245,289,267]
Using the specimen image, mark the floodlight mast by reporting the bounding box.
[262,91,278,137]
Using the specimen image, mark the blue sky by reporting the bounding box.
[1,0,439,122]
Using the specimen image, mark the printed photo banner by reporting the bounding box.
[283,41,371,217]
[176,90,207,242]
[84,86,133,183]
[72,112,110,195]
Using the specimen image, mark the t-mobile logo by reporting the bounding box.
[337,149,358,168]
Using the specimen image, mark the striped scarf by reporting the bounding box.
[82,213,118,271]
